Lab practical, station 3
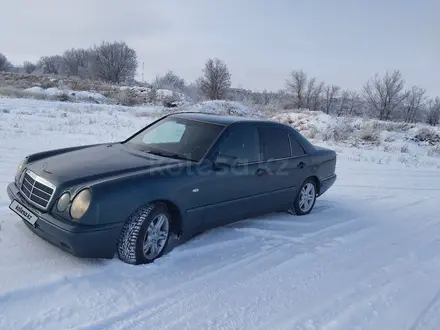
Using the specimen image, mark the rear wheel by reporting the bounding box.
[290,178,317,215]
[117,202,171,265]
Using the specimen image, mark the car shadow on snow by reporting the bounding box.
[161,197,365,261]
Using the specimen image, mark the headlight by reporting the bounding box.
[56,192,71,212]
[15,159,27,184]
[70,189,92,220]
[16,159,26,176]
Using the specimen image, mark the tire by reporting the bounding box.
[117,202,171,265]
[290,178,317,216]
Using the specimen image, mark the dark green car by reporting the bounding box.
[7,112,337,265]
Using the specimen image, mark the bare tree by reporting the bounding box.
[153,70,186,92]
[91,41,138,84]
[402,86,426,123]
[362,70,407,120]
[198,58,231,100]
[426,97,440,126]
[304,77,317,109]
[337,89,350,117]
[347,91,362,116]
[261,89,271,105]
[285,70,324,110]
[62,48,90,77]
[38,55,64,74]
[23,61,37,74]
[324,84,340,114]
[309,81,325,111]
[285,70,308,108]
[0,53,12,72]
[185,82,202,102]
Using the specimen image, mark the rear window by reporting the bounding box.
[290,136,306,156]
[259,127,291,160]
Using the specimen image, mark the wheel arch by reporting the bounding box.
[153,199,183,237]
[305,175,320,195]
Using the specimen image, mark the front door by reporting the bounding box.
[195,124,269,228]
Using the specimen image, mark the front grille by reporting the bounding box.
[20,170,56,210]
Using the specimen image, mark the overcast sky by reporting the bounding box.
[1,0,439,95]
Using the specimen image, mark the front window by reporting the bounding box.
[124,117,225,161]
[216,126,260,164]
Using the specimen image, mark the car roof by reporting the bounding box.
[168,112,272,126]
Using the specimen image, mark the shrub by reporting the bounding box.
[307,125,317,139]
[330,119,354,142]
[398,155,409,164]
[40,80,58,89]
[113,88,144,106]
[413,127,440,144]
[0,86,49,100]
[162,91,181,108]
[427,144,440,157]
[400,144,409,153]
[359,124,379,142]
[57,93,71,102]
[383,144,393,152]
[384,134,395,142]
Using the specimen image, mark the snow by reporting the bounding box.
[1,97,440,329]
[119,86,193,104]
[184,100,258,116]
[272,110,440,166]
[23,87,107,103]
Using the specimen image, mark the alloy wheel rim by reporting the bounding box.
[143,214,169,259]
[299,183,315,212]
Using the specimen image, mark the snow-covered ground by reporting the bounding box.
[24,86,107,103]
[1,97,440,329]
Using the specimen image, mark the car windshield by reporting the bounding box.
[124,117,225,162]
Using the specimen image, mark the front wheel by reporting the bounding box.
[117,202,171,265]
[291,179,317,215]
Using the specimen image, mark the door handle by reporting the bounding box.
[255,168,268,176]
[297,162,306,169]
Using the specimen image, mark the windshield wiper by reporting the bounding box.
[146,149,196,162]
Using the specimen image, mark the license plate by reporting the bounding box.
[9,200,39,226]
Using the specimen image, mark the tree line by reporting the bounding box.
[0,41,137,84]
[0,41,439,126]
[283,69,439,126]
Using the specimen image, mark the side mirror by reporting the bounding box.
[214,154,236,168]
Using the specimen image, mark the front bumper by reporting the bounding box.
[7,182,123,259]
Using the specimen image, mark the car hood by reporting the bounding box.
[27,143,184,186]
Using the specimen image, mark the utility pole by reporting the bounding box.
[141,62,144,83]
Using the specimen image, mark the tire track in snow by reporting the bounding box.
[76,204,368,329]
[1,234,278,329]
[0,199,360,328]
[257,200,440,330]
[81,198,437,330]
[231,196,423,249]
[0,263,116,304]
[337,184,440,191]
[101,247,320,330]
[284,235,440,330]
[76,243,295,330]
[409,287,440,330]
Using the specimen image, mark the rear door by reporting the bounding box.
[257,125,309,211]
